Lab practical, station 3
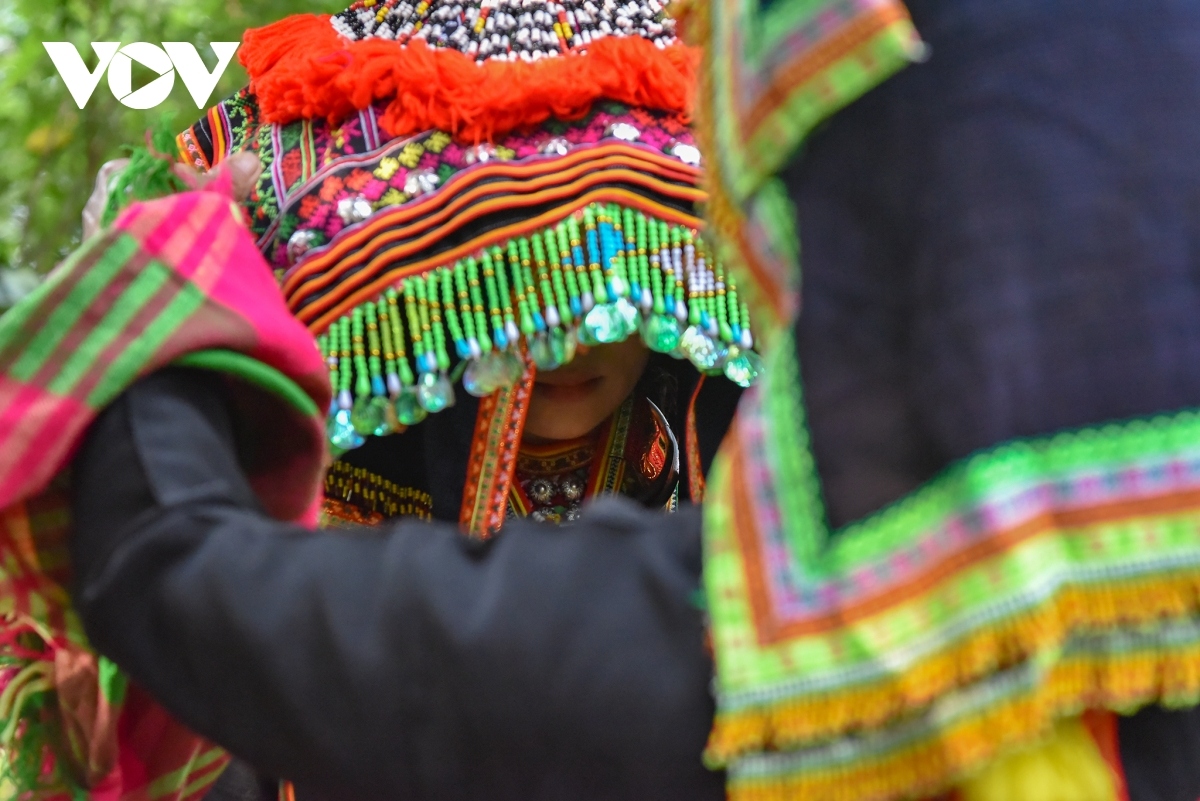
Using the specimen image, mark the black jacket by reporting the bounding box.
[69,368,724,801]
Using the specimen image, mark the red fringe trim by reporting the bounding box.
[240,13,698,143]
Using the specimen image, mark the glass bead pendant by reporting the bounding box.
[576,319,601,347]
[640,314,682,353]
[327,407,365,453]
[370,396,394,434]
[549,327,577,366]
[680,325,721,371]
[707,345,732,375]
[394,388,428,425]
[462,360,494,397]
[613,297,639,336]
[723,347,764,388]
[417,371,456,413]
[464,349,517,396]
[529,333,561,371]
[582,304,626,344]
[497,349,525,385]
[351,394,390,436]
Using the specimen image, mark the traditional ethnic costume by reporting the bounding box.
[8,0,1200,800]
[0,0,752,797]
[175,0,751,535]
[693,0,1200,799]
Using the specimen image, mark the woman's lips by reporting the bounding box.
[533,375,603,402]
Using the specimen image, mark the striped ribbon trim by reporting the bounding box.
[285,147,704,328]
[704,336,1200,799]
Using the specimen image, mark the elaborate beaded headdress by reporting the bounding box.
[178,0,761,460]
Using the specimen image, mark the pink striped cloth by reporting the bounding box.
[0,187,330,800]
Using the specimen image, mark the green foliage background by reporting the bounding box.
[0,0,341,288]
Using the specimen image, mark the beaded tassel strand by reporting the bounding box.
[319,201,760,450]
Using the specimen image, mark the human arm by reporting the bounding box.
[69,368,722,801]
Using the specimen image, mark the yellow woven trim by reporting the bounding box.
[725,643,1200,801]
[719,629,1200,801]
[708,572,1200,761]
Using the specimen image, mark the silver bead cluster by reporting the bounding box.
[527,474,585,505]
[331,0,678,65]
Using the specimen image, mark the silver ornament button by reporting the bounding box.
[336,195,373,224]
[540,137,571,156]
[404,169,440,196]
[561,475,584,502]
[529,478,555,505]
[669,142,701,166]
[463,143,498,164]
[605,122,640,142]
[286,229,321,264]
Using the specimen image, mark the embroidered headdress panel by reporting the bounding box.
[179,0,763,533]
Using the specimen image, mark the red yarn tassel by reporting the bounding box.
[239,14,698,143]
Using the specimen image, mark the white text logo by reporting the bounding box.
[42,42,239,109]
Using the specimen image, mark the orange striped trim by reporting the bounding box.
[726,426,1200,642]
[298,185,705,332]
[460,352,534,535]
[731,3,909,142]
[285,167,701,312]
[686,375,708,502]
[281,144,699,294]
[207,105,228,166]
[717,640,1200,800]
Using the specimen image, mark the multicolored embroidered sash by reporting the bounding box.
[689,0,1200,798]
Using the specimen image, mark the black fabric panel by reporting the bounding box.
[786,0,1200,793]
[203,759,277,801]
[421,392,481,522]
[336,392,482,523]
[1119,705,1200,801]
[789,0,1200,526]
[70,368,722,801]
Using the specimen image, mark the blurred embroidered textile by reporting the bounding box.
[691,0,1200,799]
[0,190,330,800]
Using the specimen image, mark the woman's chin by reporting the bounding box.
[523,414,601,443]
[524,395,609,443]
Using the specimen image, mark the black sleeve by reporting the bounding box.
[69,368,722,801]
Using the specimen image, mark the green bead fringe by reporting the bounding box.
[321,202,763,452]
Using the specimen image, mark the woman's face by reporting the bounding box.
[523,337,650,442]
